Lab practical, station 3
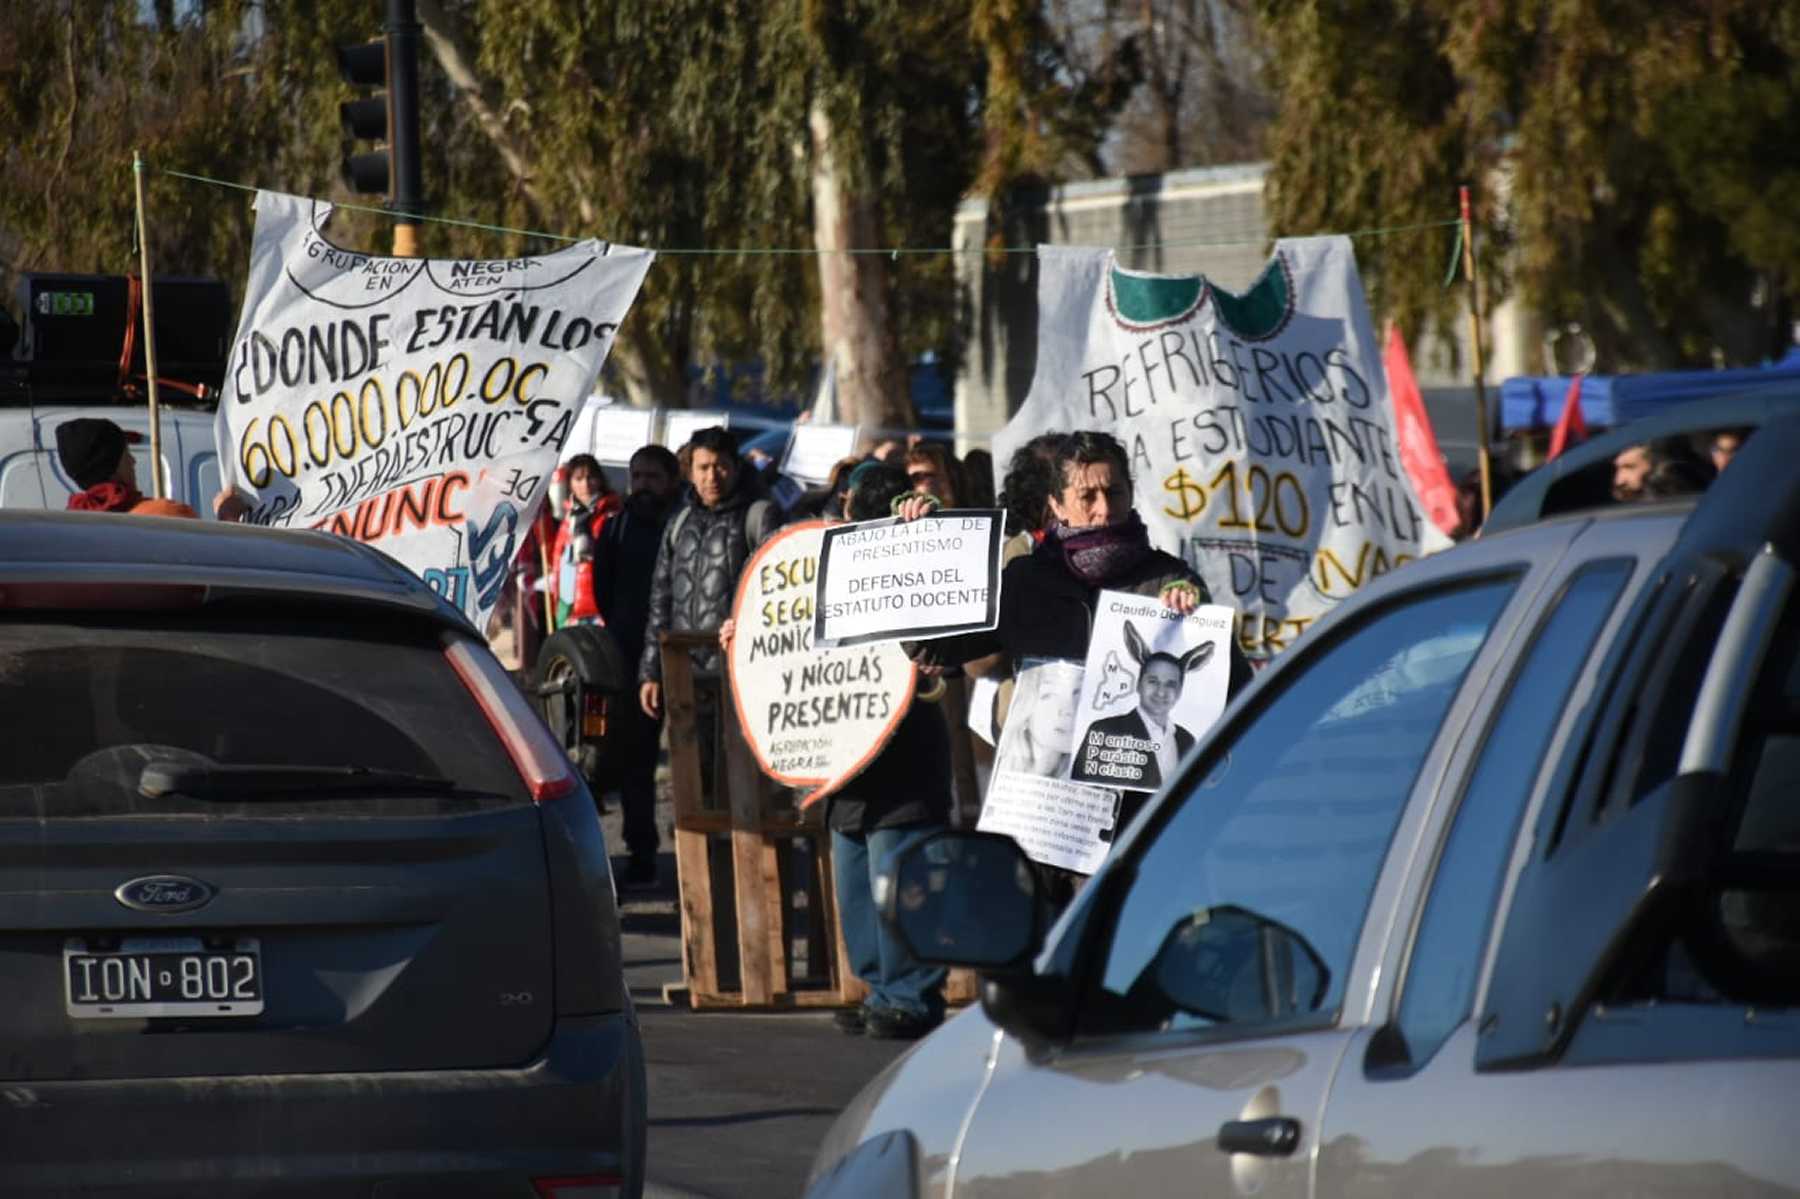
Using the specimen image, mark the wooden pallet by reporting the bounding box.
[658,630,976,1011]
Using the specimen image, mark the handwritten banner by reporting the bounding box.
[213,191,651,630]
[726,521,915,806]
[978,659,1118,874]
[991,240,1452,659]
[1068,591,1234,793]
[813,509,1005,647]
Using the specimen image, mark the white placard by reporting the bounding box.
[966,675,1000,746]
[990,241,1452,660]
[813,509,1005,647]
[726,520,916,806]
[214,191,651,630]
[1067,591,1234,793]
[661,408,729,450]
[978,659,1118,874]
[587,404,657,465]
[781,422,859,484]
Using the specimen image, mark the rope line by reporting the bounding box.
[158,165,1463,257]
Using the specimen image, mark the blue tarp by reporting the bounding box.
[1500,349,1800,431]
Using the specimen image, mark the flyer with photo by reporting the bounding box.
[977,659,1119,875]
[1067,592,1235,792]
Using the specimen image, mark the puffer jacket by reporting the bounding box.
[638,485,777,683]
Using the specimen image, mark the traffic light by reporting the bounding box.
[336,39,391,197]
[333,2,425,255]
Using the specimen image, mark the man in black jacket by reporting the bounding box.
[637,427,779,800]
[594,444,680,887]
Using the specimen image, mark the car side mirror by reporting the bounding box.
[877,830,1045,972]
[1137,905,1329,1025]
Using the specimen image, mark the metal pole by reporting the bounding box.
[131,151,167,499]
[1459,185,1493,521]
[387,0,424,257]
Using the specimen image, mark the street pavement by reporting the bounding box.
[600,805,913,1199]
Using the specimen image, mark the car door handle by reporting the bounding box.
[1216,1116,1301,1157]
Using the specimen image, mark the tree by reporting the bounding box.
[1256,0,1800,371]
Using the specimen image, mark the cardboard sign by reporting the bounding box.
[977,659,1118,874]
[662,408,729,451]
[1068,591,1234,793]
[990,241,1452,660]
[726,520,916,806]
[214,191,651,630]
[813,509,1005,647]
[781,423,859,484]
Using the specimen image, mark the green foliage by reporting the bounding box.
[1257,0,1800,370]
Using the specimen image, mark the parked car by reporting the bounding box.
[807,413,1800,1198]
[0,511,645,1197]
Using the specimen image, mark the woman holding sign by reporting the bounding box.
[905,432,1252,820]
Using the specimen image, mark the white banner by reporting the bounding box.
[661,408,729,450]
[1068,591,1234,793]
[992,240,1452,660]
[978,659,1118,874]
[726,521,916,806]
[814,509,1005,647]
[215,191,652,630]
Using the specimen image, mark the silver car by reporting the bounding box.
[807,415,1800,1198]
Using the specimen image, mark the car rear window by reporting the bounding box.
[0,610,530,815]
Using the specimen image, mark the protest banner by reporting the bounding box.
[1068,591,1234,793]
[214,191,651,631]
[991,240,1453,660]
[726,520,915,806]
[813,509,1005,647]
[977,659,1118,874]
[781,422,859,484]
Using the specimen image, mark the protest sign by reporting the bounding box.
[781,423,859,484]
[661,408,729,451]
[214,191,651,631]
[813,509,1005,647]
[584,402,657,465]
[991,240,1453,660]
[1068,591,1234,793]
[977,659,1118,874]
[726,520,915,806]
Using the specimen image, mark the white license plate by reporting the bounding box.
[64,936,263,1018]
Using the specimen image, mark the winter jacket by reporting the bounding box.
[913,534,1256,695]
[593,492,672,670]
[66,483,197,518]
[826,696,953,834]
[549,493,623,622]
[638,484,780,683]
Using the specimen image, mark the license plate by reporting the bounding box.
[64,936,263,1018]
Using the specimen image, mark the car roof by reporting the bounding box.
[1484,380,1800,534]
[0,509,474,631]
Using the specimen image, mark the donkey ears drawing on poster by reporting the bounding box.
[1123,621,1215,676]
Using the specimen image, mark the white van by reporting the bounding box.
[0,403,223,516]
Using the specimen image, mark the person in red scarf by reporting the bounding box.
[548,454,623,626]
[56,418,199,517]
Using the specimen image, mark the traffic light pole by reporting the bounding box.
[386,0,425,257]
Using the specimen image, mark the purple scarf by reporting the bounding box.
[1050,513,1155,587]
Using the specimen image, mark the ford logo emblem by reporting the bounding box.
[114,875,216,914]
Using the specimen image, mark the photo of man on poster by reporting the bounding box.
[1070,595,1235,793]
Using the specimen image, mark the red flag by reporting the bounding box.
[1548,374,1588,460]
[1383,323,1461,538]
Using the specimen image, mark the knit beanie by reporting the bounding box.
[55,418,128,488]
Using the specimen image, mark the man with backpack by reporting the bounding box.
[637,427,780,791]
